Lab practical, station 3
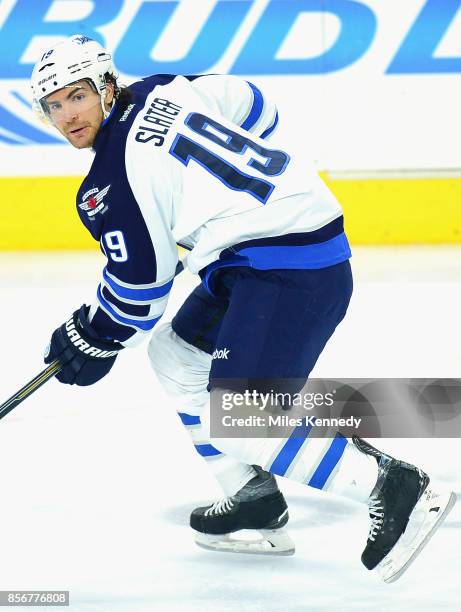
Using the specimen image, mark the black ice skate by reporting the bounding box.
[353,437,456,583]
[190,466,295,555]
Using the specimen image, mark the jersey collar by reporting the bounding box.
[92,103,117,152]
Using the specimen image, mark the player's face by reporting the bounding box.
[44,80,113,149]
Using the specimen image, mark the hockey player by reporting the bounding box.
[31,36,455,582]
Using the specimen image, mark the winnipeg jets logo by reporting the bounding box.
[79,185,111,218]
[74,35,92,45]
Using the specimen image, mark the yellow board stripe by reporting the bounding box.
[322,172,461,245]
[0,176,91,250]
[0,175,460,249]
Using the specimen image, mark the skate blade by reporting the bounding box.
[194,528,295,556]
[377,489,457,583]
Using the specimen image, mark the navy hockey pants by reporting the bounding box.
[171,261,353,393]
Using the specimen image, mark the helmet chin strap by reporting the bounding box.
[101,95,114,119]
[100,81,115,119]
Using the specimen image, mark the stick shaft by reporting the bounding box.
[0,359,62,420]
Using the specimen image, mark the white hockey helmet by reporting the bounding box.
[31,34,116,123]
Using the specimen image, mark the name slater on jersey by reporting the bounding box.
[135,97,182,146]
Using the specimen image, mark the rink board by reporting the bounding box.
[0,174,459,249]
[0,0,460,249]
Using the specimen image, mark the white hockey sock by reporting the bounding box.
[205,455,257,496]
[149,323,257,496]
[204,405,377,503]
[322,442,377,503]
[177,409,257,495]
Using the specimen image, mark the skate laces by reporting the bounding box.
[204,497,235,517]
[368,495,385,542]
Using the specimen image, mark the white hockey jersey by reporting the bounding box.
[77,74,351,346]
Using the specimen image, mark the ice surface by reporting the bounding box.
[0,247,459,612]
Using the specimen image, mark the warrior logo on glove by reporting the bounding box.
[44,305,123,386]
[64,317,119,358]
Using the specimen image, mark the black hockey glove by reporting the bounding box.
[44,305,123,386]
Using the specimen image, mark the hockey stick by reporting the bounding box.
[0,259,186,420]
[0,359,63,421]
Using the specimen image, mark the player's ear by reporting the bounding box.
[104,82,115,109]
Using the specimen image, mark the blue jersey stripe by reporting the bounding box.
[260,111,279,139]
[237,233,351,270]
[101,285,151,317]
[194,443,222,457]
[240,81,264,131]
[202,232,351,294]
[269,421,313,476]
[103,268,173,301]
[308,434,348,490]
[97,286,160,331]
[178,412,201,426]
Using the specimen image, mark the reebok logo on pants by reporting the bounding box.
[212,348,230,360]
